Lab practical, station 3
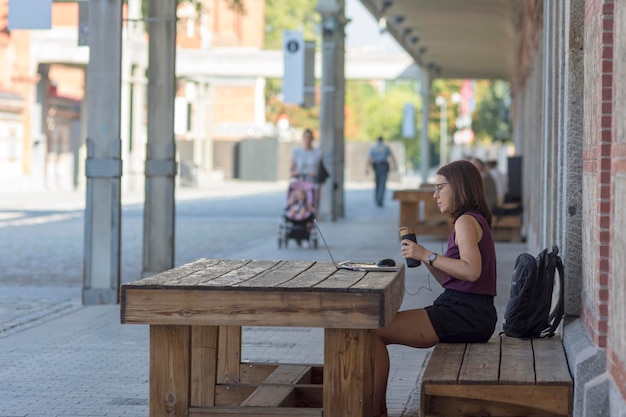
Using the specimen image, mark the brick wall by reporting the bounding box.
[582,0,612,349]
[582,0,626,399]
[211,84,258,137]
[609,0,626,401]
[204,0,264,48]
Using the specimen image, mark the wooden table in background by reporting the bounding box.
[121,258,405,417]
[392,189,450,237]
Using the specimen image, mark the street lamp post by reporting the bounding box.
[435,95,447,166]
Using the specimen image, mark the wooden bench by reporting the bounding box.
[420,334,573,417]
[392,189,450,237]
[492,215,522,242]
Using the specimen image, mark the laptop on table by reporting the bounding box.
[313,220,400,272]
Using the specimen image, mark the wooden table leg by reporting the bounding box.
[150,325,190,417]
[324,328,375,417]
[190,326,218,407]
[217,325,242,384]
[398,201,417,230]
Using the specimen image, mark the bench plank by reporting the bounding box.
[426,394,568,417]
[533,337,573,385]
[500,335,535,384]
[422,343,465,384]
[494,215,522,228]
[425,384,571,415]
[458,341,500,383]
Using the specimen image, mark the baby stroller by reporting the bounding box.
[278,180,319,248]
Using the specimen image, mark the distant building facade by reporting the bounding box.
[0,0,266,190]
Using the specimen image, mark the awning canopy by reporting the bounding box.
[358,0,524,81]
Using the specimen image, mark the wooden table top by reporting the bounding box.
[121,258,405,329]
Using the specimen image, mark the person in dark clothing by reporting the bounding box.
[367,136,397,207]
[373,160,497,417]
[470,157,499,213]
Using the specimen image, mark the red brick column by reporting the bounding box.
[581,0,613,349]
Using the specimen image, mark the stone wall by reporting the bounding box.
[516,0,626,415]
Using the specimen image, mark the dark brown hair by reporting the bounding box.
[437,160,492,226]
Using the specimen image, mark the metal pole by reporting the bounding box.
[436,96,447,166]
[420,67,431,184]
[83,0,123,305]
[142,0,177,277]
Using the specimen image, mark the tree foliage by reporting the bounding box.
[264,0,319,50]
[263,0,320,132]
[472,80,512,143]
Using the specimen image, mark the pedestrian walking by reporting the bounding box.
[367,136,396,207]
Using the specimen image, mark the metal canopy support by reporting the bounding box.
[142,0,177,278]
[83,0,123,305]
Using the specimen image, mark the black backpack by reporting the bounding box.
[502,245,565,338]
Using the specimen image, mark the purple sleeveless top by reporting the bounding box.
[442,211,497,296]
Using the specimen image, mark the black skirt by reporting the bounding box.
[425,289,497,343]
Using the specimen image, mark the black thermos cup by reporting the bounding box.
[399,226,421,267]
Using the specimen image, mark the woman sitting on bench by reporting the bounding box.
[374,159,498,417]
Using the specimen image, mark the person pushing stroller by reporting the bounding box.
[290,128,324,183]
[279,180,319,248]
[285,187,316,222]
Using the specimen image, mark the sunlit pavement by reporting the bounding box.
[0,179,524,417]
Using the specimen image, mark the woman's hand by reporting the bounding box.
[400,239,449,284]
[400,239,427,263]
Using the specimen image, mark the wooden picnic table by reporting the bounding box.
[392,189,450,237]
[121,258,405,417]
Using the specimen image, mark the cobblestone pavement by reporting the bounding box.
[0,180,524,416]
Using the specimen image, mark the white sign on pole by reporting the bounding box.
[8,0,52,30]
[283,30,305,105]
[402,103,415,138]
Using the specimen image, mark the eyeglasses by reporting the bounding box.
[433,183,449,194]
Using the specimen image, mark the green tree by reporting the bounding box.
[472,80,512,143]
[264,0,319,50]
[428,79,462,166]
[263,0,320,130]
[344,80,423,168]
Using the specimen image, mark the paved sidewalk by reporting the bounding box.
[0,180,526,417]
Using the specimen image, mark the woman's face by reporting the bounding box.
[433,174,453,214]
[302,132,313,148]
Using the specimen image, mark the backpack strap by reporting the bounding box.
[545,245,565,337]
